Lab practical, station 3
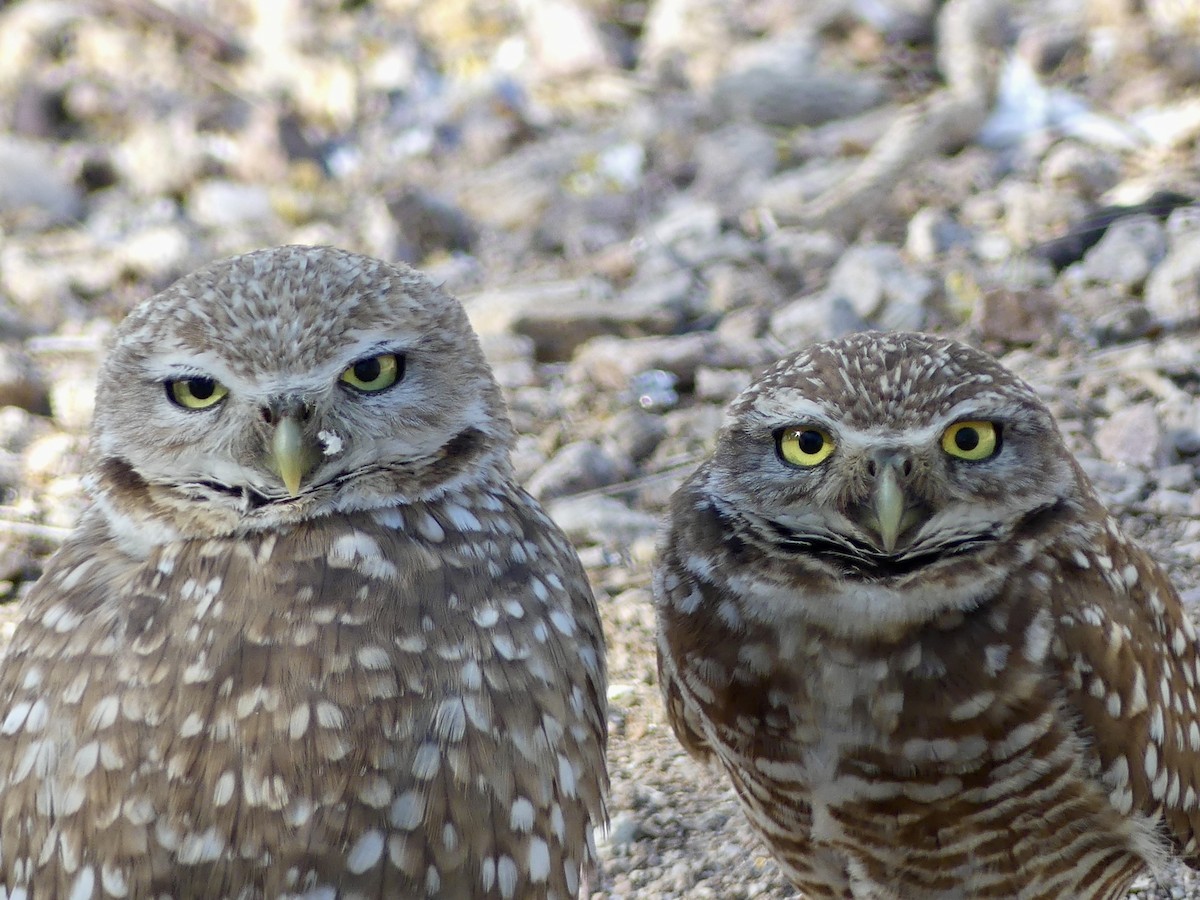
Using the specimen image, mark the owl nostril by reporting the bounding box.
[261,399,313,425]
[868,450,912,481]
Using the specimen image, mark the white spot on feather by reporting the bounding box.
[1128,667,1149,716]
[411,743,441,780]
[284,798,314,828]
[510,797,535,832]
[416,512,444,542]
[100,864,128,898]
[329,532,397,580]
[390,791,424,830]
[72,743,99,779]
[433,699,467,742]
[550,804,566,841]
[442,502,481,532]
[346,830,385,875]
[557,754,578,798]
[68,867,94,900]
[482,857,496,892]
[42,604,84,634]
[1145,743,1159,781]
[564,856,580,894]
[1103,755,1129,793]
[288,704,310,740]
[58,562,97,593]
[424,866,441,894]
[236,687,277,719]
[356,646,390,670]
[984,645,1009,676]
[1,702,33,736]
[372,507,403,530]
[550,609,576,636]
[1152,767,1169,800]
[177,828,225,864]
[315,702,344,729]
[1111,786,1134,815]
[491,633,521,660]
[528,838,551,882]
[87,696,119,731]
[497,855,518,899]
[1149,706,1165,743]
[57,782,86,815]
[474,607,500,628]
[213,771,235,807]
[317,429,343,456]
[949,692,994,721]
[1174,628,1189,657]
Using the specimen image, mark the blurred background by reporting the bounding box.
[3,0,1200,894]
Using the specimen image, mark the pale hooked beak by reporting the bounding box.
[272,415,307,497]
[265,397,319,498]
[872,464,905,553]
[856,455,927,554]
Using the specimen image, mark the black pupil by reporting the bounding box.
[188,378,215,400]
[354,357,382,382]
[798,430,824,454]
[955,427,980,451]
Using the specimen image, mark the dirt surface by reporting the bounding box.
[5,0,1200,896]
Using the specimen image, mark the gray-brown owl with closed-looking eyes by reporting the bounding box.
[656,330,1200,899]
[0,245,607,899]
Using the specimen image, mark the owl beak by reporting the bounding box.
[872,464,905,553]
[272,416,306,496]
[856,456,927,554]
[269,408,323,498]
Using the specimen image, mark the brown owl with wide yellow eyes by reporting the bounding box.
[0,245,607,899]
[655,330,1200,899]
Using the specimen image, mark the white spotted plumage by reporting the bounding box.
[655,331,1200,898]
[0,245,607,898]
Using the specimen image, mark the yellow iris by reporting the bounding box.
[941,420,998,461]
[167,377,228,410]
[778,427,835,467]
[340,353,402,392]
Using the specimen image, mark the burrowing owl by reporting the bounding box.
[655,331,1200,898]
[0,245,607,898]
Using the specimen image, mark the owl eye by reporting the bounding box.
[941,420,999,461]
[340,353,404,392]
[778,427,835,467]
[166,377,228,410]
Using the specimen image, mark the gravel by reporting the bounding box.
[4,0,1200,895]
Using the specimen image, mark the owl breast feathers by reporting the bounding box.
[0,245,607,899]
[655,330,1200,899]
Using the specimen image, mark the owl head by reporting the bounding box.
[87,245,512,540]
[697,332,1085,634]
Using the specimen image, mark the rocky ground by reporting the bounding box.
[5,0,1200,895]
